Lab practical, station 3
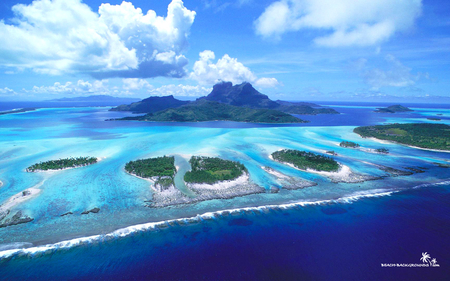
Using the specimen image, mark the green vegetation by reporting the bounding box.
[125,156,176,187]
[184,156,247,184]
[272,149,340,172]
[374,105,413,113]
[119,100,306,123]
[110,95,188,113]
[339,141,360,148]
[375,148,389,154]
[277,104,339,115]
[27,157,97,172]
[354,123,450,151]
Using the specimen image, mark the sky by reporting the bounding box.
[0,0,449,102]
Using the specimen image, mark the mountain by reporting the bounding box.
[203,82,339,115]
[110,95,189,114]
[49,95,140,104]
[116,100,306,123]
[374,105,413,113]
[203,82,279,109]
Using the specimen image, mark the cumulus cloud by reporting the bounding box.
[190,50,280,87]
[0,0,195,78]
[356,55,427,89]
[32,80,109,95]
[122,78,153,91]
[149,84,211,97]
[0,87,17,96]
[254,0,422,46]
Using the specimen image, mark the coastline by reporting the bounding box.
[366,137,450,153]
[150,172,265,208]
[26,157,102,173]
[0,188,41,213]
[262,166,317,190]
[269,154,378,183]
[0,185,408,259]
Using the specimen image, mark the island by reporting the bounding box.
[184,156,247,184]
[26,157,98,172]
[110,95,189,114]
[110,82,339,119]
[271,149,382,183]
[127,155,265,208]
[374,105,413,113]
[0,108,36,115]
[271,149,339,172]
[354,123,450,151]
[375,148,389,154]
[339,141,360,148]
[124,156,176,191]
[427,117,441,121]
[116,99,306,123]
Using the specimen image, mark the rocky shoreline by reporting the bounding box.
[262,166,317,190]
[146,173,265,208]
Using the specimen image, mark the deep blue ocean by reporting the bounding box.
[1,184,449,280]
[0,101,449,280]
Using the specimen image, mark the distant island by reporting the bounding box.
[427,117,441,121]
[49,95,140,104]
[340,141,360,148]
[354,123,450,151]
[26,157,98,172]
[124,156,176,190]
[271,149,340,172]
[0,108,36,115]
[184,156,247,184]
[110,95,189,114]
[116,99,306,123]
[374,105,413,113]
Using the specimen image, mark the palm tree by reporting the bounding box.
[420,252,431,264]
[431,258,437,266]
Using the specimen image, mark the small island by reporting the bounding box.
[354,123,450,151]
[26,157,98,172]
[184,156,247,184]
[124,156,176,190]
[339,141,360,148]
[374,105,413,113]
[375,148,389,154]
[427,117,441,121]
[0,108,36,116]
[271,149,339,172]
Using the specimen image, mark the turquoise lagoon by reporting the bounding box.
[0,103,449,253]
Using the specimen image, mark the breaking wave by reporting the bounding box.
[1,180,448,259]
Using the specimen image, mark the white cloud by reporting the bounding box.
[357,55,427,89]
[149,84,211,97]
[32,79,110,95]
[0,0,195,78]
[122,78,153,91]
[254,0,422,46]
[190,50,280,88]
[0,87,17,96]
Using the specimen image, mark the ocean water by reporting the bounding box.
[0,102,449,279]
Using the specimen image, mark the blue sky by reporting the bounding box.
[0,0,449,102]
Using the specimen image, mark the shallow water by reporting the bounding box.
[0,102,449,279]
